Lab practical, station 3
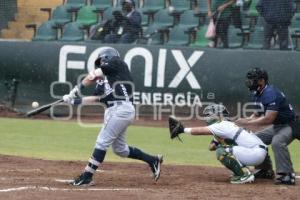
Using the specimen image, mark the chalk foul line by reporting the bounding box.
[0,186,142,193]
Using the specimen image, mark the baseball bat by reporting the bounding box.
[26,99,64,117]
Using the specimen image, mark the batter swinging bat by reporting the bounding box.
[26,99,64,117]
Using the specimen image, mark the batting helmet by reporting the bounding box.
[203,104,229,125]
[245,67,268,91]
[95,47,120,68]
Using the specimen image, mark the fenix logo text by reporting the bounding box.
[59,45,204,90]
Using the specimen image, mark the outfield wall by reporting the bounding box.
[0,40,299,115]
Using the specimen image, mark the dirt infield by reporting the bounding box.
[0,155,299,200]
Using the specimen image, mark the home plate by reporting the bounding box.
[54,179,73,184]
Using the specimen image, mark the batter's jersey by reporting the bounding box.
[207,121,265,148]
[252,84,296,125]
[94,56,134,105]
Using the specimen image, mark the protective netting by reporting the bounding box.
[0,0,299,50]
[0,0,17,30]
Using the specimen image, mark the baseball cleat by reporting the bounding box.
[150,155,163,181]
[274,173,295,185]
[71,172,94,186]
[230,172,255,184]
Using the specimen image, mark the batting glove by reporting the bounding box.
[69,85,79,99]
[63,94,74,104]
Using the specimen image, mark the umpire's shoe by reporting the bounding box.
[71,172,94,186]
[275,173,295,185]
[254,169,275,179]
[150,155,163,181]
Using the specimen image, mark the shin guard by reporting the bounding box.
[216,146,244,176]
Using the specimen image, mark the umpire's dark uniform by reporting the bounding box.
[254,84,299,183]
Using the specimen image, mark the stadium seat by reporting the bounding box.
[136,9,150,26]
[291,32,300,50]
[91,0,112,12]
[29,21,58,41]
[289,15,300,50]
[195,0,208,15]
[64,0,86,12]
[291,14,300,33]
[166,25,190,46]
[115,0,140,8]
[102,7,115,21]
[244,27,264,49]
[76,6,98,28]
[169,0,191,15]
[239,11,253,31]
[47,5,72,28]
[142,25,164,45]
[152,9,174,31]
[114,0,123,8]
[228,26,243,48]
[60,22,85,41]
[254,16,265,29]
[189,25,211,47]
[141,0,166,15]
[178,10,199,31]
[246,0,259,17]
[242,0,253,10]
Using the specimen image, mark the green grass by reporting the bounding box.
[0,117,300,171]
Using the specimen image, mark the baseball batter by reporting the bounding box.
[169,104,268,184]
[63,47,163,186]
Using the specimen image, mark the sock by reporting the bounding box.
[84,148,106,176]
[128,146,156,165]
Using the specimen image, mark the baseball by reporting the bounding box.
[32,101,39,108]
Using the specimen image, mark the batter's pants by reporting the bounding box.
[95,102,135,158]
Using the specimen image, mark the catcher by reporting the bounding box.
[169,104,268,184]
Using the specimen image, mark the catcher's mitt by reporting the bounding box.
[168,116,185,141]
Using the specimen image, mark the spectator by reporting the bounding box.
[231,3,242,29]
[104,0,141,44]
[89,20,112,41]
[207,0,236,48]
[256,0,296,50]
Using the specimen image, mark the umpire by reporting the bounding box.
[236,67,299,185]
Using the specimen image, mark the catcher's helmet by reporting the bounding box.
[203,104,229,125]
[245,67,268,91]
[95,47,120,68]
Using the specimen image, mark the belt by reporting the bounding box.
[233,128,243,141]
[107,101,131,108]
[259,145,268,151]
